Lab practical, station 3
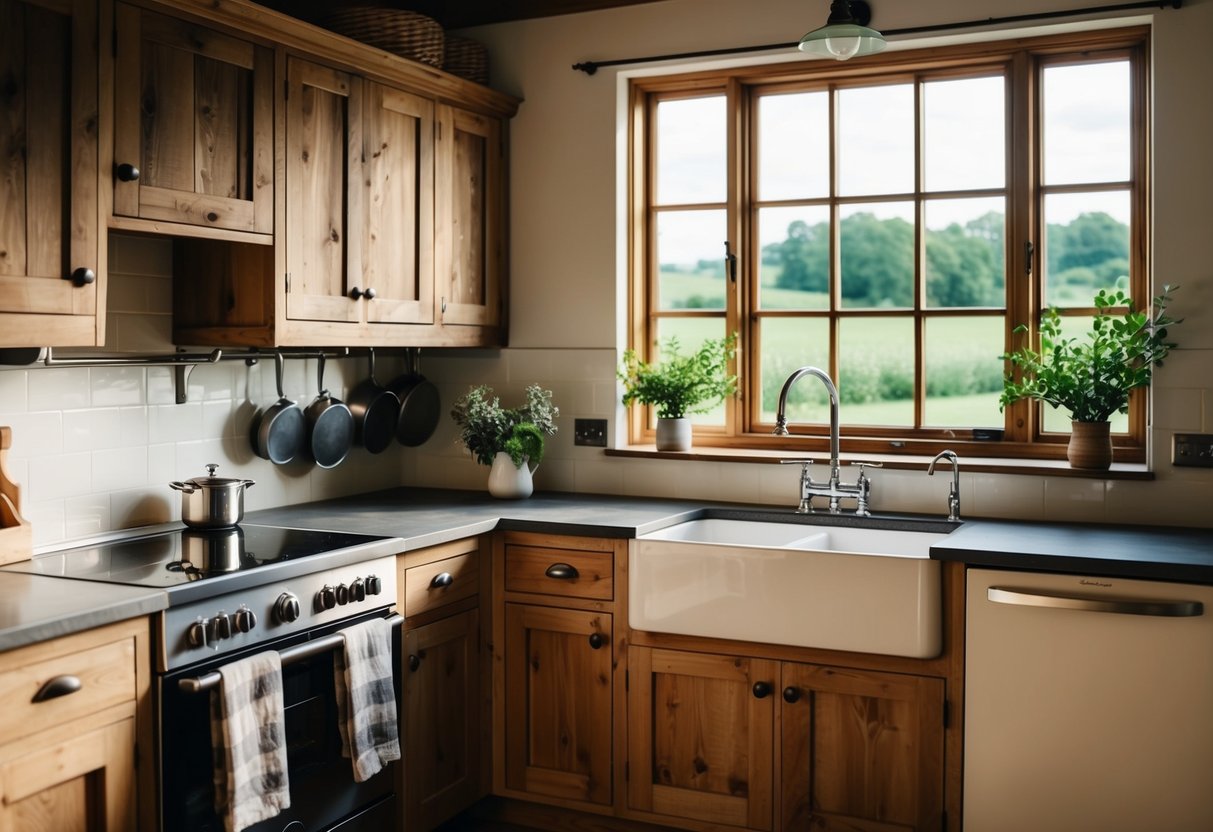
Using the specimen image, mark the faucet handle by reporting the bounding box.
[851,461,883,477]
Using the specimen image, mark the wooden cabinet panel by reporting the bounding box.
[112,2,272,236]
[404,609,481,831]
[0,0,102,346]
[781,663,945,832]
[628,647,776,830]
[504,604,612,806]
[504,544,613,601]
[404,552,479,618]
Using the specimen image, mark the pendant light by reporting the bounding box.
[798,0,887,61]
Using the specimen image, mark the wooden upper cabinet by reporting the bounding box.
[436,104,503,330]
[111,2,273,239]
[363,82,435,326]
[0,0,103,347]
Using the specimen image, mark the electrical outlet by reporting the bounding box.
[574,418,608,447]
[1172,433,1213,468]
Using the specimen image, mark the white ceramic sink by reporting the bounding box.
[631,518,949,658]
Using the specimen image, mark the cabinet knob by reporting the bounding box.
[349,286,377,301]
[544,563,579,580]
[68,267,95,287]
[782,686,801,703]
[430,572,454,589]
[588,632,606,650]
[752,681,772,699]
[115,162,140,182]
[408,654,421,672]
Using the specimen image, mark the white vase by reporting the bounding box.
[487,451,534,499]
[655,417,692,451]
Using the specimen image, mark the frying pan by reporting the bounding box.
[387,348,440,447]
[250,352,305,464]
[305,355,355,468]
[347,348,400,454]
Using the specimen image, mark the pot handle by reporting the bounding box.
[241,479,257,489]
[168,481,197,493]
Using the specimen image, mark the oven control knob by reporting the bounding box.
[275,592,301,624]
[318,585,337,610]
[210,612,232,641]
[366,575,382,596]
[351,578,366,602]
[188,618,209,649]
[234,606,257,633]
[336,583,350,606]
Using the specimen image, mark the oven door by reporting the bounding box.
[158,608,401,832]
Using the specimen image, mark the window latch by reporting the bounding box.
[724,240,738,283]
[1025,240,1034,275]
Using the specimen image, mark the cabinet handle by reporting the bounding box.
[349,286,367,300]
[408,654,421,672]
[429,572,454,589]
[544,563,579,580]
[115,162,140,182]
[67,267,95,287]
[988,587,1203,618]
[32,675,82,703]
[588,632,606,650]
[782,686,801,703]
[752,681,772,699]
[363,287,376,300]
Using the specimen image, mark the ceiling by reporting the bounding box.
[262,0,671,30]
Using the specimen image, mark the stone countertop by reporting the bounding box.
[0,572,166,652]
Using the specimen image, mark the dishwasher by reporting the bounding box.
[964,568,1213,832]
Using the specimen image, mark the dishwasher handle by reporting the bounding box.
[988,586,1204,618]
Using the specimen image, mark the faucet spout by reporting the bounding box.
[773,366,840,476]
[927,450,961,522]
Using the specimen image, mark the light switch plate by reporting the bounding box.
[574,418,608,447]
[1172,433,1213,468]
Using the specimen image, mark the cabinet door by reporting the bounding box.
[284,56,364,326]
[0,0,101,346]
[781,664,944,832]
[363,82,434,326]
[404,609,481,831]
[504,604,612,806]
[628,647,777,830]
[112,3,272,235]
[435,104,502,328]
[0,717,135,832]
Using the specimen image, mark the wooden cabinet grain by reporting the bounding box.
[0,0,104,347]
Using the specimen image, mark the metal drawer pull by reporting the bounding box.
[544,563,579,580]
[429,572,454,589]
[32,675,82,703]
[177,613,403,694]
[988,587,1203,618]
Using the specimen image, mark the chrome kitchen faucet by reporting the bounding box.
[774,366,880,515]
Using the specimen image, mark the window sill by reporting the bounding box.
[605,445,1154,480]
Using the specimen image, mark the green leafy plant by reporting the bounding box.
[451,385,558,466]
[618,334,738,419]
[999,286,1180,423]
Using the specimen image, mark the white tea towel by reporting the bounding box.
[334,617,401,782]
[209,651,290,832]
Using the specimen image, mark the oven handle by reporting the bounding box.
[177,613,403,695]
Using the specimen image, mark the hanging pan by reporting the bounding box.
[304,355,355,468]
[347,348,400,454]
[387,348,440,447]
[250,352,306,465]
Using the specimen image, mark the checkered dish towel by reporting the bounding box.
[209,651,290,832]
[335,617,401,782]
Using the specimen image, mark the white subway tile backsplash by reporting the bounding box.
[148,402,203,444]
[93,447,149,492]
[1152,388,1203,431]
[110,488,174,529]
[63,408,121,453]
[0,369,28,412]
[29,368,90,411]
[90,366,146,407]
[63,494,111,538]
[29,452,93,500]
[5,412,64,458]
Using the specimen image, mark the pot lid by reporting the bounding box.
[179,464,255,488]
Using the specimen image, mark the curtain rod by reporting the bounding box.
[571,0,1181,75]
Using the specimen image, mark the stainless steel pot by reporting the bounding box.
[181,526,246,572]
[169,464,255,529]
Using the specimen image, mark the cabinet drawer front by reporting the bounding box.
[404,553,479,617]
[0,638,136,743]
[505,545,613,600]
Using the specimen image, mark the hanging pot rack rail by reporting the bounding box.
[570,0,1182,74]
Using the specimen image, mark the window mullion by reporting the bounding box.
[726,77,745,438]
[1004,51,1036,444]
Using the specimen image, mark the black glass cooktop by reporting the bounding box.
[2,524,391,590]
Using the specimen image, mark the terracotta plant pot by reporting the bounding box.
[655,417,692,452]
[1067,420,1112,470]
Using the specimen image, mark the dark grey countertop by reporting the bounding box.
[0,572,166,652]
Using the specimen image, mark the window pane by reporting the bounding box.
[838,83,914,196]
[925,198,1006,308]
[924,75,1005,191]
[839,202,914,309]
[758,206,831,310]
[839,317,914,426]
[1039,315,1130,434]
[924,317,1004,428]
[1043,61,1130,186]
[655,317,728,426]
[1043,191,1130,308]
[758,317,831,423]
[655,96,726,204]
[758,91,829,200]
[656,210,727,311]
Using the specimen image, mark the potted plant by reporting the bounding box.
[618,334,738,451]
[1000,286,1179,470]
[451,384,559,498]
